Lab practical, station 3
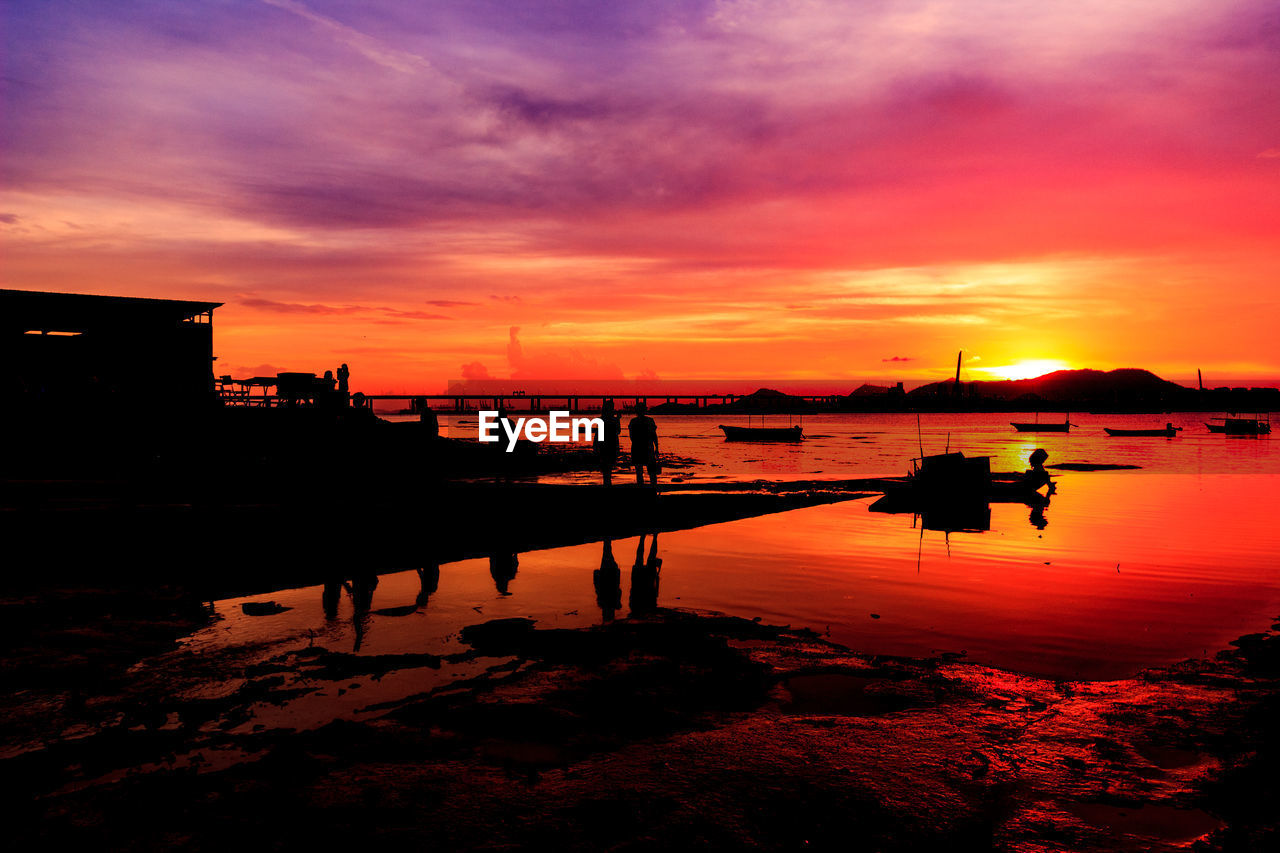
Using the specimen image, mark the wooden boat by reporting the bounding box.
[1205,416,1271,435]
[1103,426,1181,437]
[718,424,803,441]
[1011,420,1070,433]
[870,451,1047,517]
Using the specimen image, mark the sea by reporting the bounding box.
[164,409,1280,727]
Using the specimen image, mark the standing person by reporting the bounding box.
[417,396,439,437]
[594,399,622,486]
[628,401,660,487]
[336,363,350,395]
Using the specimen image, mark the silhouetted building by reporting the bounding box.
[1,289,221,403]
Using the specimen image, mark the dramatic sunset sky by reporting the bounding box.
[3,0,1278,392]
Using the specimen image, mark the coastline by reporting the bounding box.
[4,595,1277,851]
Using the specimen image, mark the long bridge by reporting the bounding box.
[216,384,842,413]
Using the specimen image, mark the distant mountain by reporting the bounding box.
[725,387,815,410]
[908,368,1189,402]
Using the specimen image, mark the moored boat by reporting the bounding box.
[1103,424,1181,437]
[870,451,1048,516]
[1205,416,1271,435]
[718,424,804,441]
[1011,421,1071,433]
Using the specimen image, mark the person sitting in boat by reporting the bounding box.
[1023,448,1054,492]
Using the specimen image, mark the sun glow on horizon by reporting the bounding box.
[977,359,1072,381]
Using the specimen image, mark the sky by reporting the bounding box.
[3,0,1278,392]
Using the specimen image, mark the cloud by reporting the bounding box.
[505,325,624,380]
[426,299,476,307]
[240,297,447,320]
[261,0,435,75]
[881,355,914,362]
[240,297,360,314]
[224,363,285,378]
[461,361,490,380]
[382,309,451,320]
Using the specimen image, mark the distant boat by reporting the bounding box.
[718,424,803,441]
[1104,425,1181,437]
[1205,416,1271,435]
[1008,414,1070,432]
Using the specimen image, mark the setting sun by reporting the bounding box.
[978,359,1073,381]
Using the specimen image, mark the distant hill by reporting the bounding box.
[725,387,815,410]
[909,369,1189,402]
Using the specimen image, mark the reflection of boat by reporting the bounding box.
[718,424,803,441]
[870,451,1048,518]
[1205,416,1271,435]
[1104,426,1181,437]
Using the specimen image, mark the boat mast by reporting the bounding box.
[954,350,962,397]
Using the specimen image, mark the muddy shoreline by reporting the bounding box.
[4,586,1278,850]
[5,471,1277,850]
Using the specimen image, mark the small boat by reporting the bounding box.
[1205,416,1271,435]
[1011,412,1072,432]
[1011,421,1070,433]
[870,451,1047,518]
[718,424,803,441]
[1103,425,1181,437]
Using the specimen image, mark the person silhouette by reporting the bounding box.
[1023,448,1056,494]
[417,396,439,437]
[337,363,350,395]
[593,539,622,622]
[628,402,660,487]
[595,399,622,486]
[629,531,662,614]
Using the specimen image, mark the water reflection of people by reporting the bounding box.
[628,402,660,487]
[416,564,440,608]
[1029,504,1049,530]
[628,532,662,614]
[595,399,622,486]
[490,552,519,595]
[594,539,622,621]
[322,575,343,620]
[349,570,379,652]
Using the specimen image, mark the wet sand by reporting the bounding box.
[4,584,1278,851]
[4,472,1278,850]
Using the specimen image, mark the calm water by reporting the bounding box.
[186,470,1280,684]
[406,411,1280,481]
[154,413,1280,734]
